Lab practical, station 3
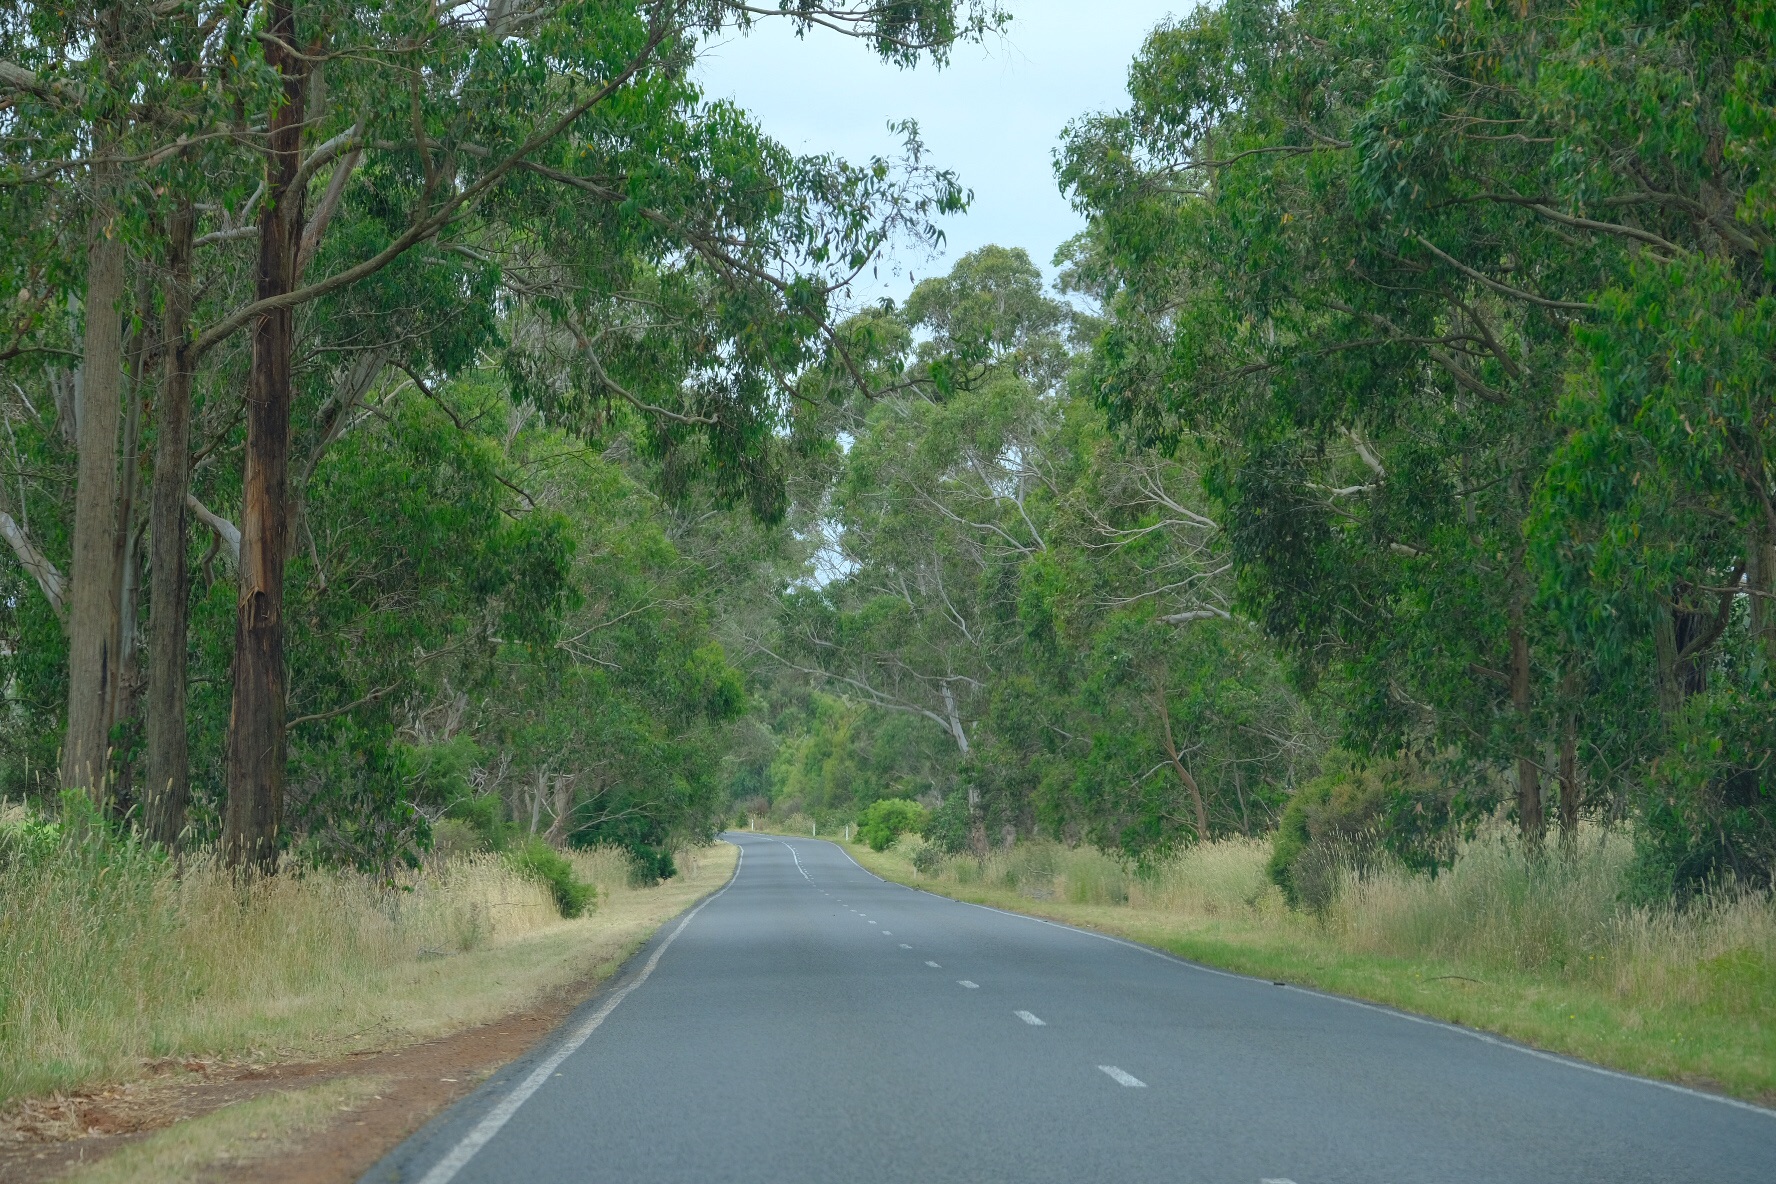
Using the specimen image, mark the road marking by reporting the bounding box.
[925,961,941,968]
[414,844,745,1184]
[1014,1011,1045,1025]
[1261,1178,1299,1183]
[813,838,1776,1124]
[868,920,878,925]
[958,980,979,989]
[1098,1065,1146,1088]
[899,943,912,949]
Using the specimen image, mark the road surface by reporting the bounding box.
[363,833,1776,1183]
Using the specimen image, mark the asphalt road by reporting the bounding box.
[364,833,1776,1184]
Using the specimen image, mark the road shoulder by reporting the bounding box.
[0,842,738,1184]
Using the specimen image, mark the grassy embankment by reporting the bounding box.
[803,826,1776,1105]
[0,826,737,1105]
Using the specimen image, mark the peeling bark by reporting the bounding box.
[224,1,306,872]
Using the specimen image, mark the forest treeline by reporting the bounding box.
[3,0,1774,904]
[754,0,1776,902]
[0,0,995,876]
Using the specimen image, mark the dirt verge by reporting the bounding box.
[0,967,607,1184]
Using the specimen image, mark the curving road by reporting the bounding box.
[363,833,1776,1184]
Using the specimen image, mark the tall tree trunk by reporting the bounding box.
[224,3,305,872]
[61,160,126,802]
[1558,668,1580,848]
[1749,536,1776,669]
[1508,609,1543,846]
[1156,689,1209,842]
[108,276,150,817]
[145,201,195,847]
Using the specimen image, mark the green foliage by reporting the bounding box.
[921,792,975,856]
[624,846,679,888]
[507,839,595,919]
[1053,0,1776,879]
[1267,754,1464,909]
[858,798,928,851]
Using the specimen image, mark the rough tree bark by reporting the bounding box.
[144,200,195,847]
[61,159,126,801]
[224,2,305,871]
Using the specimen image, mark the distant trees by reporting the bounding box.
[759,247,1319,857]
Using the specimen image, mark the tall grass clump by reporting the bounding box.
[1331,824,1776,1015]
[894,827,1776,1020]
[894,835,1283,917]
[0,803,592,1103]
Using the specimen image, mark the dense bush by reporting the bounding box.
[858,798,929,852]
[625,845,679,888]
[1267,754,1464,909]
[507,839,596,918]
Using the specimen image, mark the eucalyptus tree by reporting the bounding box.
[1058,0,1776,876]
[2,0,1001,869]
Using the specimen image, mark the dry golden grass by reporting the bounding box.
[0,836,736,1103]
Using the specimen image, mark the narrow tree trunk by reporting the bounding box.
[1156,689,1209,842]
[224,4,305,872]
[1508,612,1543,846]
[940,680,969,757]
[1749,536,1776,669]
[61,161,126,802]
[145,201,195,847]
[1558,669,1580,848]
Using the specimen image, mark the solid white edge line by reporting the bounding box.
[810,836,1776,1121]
[1098,1065,1146,1087]
[413,842,745,1184]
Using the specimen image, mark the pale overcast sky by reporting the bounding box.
[695,2,1186,307]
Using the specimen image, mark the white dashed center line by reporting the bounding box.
[899,943,912,949]
[925,961,942,968]
[881,931,892,935]
[1098,1065,1146,1087]
[1014,1011,1045,1026]
[1260,1178,1299,1183]
[958,980,979,989]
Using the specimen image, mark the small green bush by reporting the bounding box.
[626,845,678,887]
[507,839,595,918]
[859,798,928,852]
[910,841,947,875]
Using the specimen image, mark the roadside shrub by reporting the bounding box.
[508,838,596,918]
[1628,690,1776,902]
[1268,752,1460,908]
[920,791,972,854]
[626,845,678,888]
[859,798,928,851]
[910,839,947,875]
